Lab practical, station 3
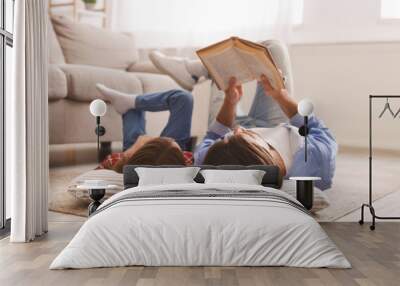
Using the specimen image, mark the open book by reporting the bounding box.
[196,37,284,91]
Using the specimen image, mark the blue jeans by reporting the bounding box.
[236,82,288,128]
[122,89,193,151]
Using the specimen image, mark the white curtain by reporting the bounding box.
[8,0,49,242]
[112,0,303,48]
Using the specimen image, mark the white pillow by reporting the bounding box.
[51,15,138,70]
[135,167,201,186]
[200,169,266,185]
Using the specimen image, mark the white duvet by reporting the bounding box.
[50,183,350,269]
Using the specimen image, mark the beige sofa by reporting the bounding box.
[48,15,210,150]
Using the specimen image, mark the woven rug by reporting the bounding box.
[49,164,97,217]
[314,148,400,221]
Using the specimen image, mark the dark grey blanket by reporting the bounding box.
[92,189,310,217]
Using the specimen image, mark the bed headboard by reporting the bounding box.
[123,165,282,189]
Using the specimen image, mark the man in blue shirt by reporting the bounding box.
[150,40,337,190]
[194,76,337,191]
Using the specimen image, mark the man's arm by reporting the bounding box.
[259,74,337,190]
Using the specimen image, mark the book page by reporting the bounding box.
[235,47,280,90]
[201,47,253,90]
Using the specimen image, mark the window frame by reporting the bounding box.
[291,0,305,29]
[379,0,400,23]
[0,0,13,235]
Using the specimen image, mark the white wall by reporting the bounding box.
[289,42,400,150]
[251,0,400,150]
[111,0,400,47]
[291,0,400,43]
[287,0,400,150]
[221,40,400,151]
[111,0,289,48]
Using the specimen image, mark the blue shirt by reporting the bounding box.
[194,114,337,190]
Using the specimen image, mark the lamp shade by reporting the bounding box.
[298,99,314,116]
[89,99,107,117]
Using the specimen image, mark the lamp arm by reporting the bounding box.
[96,116,100,163]
[297,99,314,163]
[94,116,106,163]
[304,116,308,162]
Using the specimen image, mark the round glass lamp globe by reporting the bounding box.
[298,99,314,116]
[89,99,107,117]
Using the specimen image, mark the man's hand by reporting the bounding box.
[123,135,155,158]
[259,74,288,99]
[224,77,243,106]
[259,74,298,118]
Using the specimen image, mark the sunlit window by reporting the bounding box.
[381,0,400,19]
[114,0,305,46]
[292,0,304,26]
[1,0,14,229]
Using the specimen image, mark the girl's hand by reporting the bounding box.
[224,77,243,106]
[123,135,155,158]
[259,74,288,99]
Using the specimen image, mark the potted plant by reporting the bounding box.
[82,0,97,10]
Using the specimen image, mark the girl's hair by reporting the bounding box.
[112,137,186,173]
[203,129,279,169]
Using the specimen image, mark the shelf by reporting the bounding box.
[77,8,107,18]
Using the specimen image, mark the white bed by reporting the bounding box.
[50,183,350,269]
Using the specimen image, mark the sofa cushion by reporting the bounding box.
[127,61,162,74]
[137,47,199,62]
[48,64,68,101]
[132,72,180,93]
[47,16,65,64]
[51,15,138,70]
[59,64,143,102]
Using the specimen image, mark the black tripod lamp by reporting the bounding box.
[297,99,314,162]
[89,99,107,163]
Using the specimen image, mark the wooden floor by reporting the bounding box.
[1,219,399,286]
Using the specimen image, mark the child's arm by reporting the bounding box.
[215,77,243,128]
[194,77,242,164]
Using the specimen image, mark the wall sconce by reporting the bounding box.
[298,99,314,162]
[89,99,107,163]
